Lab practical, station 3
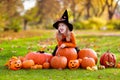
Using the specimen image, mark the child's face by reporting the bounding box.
[58,23,67,34]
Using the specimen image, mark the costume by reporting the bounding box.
[52,10,79,56]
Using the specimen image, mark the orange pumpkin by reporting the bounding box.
[56,48,77,62]
[31,65,42,69]
[78,48,98,64]
[5,56,18,67]
[100,51,116,68]
[36,64,43,69]
[116,62,120,68]
[50,55,67,69]
[25,52,53,65]
[81,57,95,69]
[68,60,80,69]
[9,59,22,70]
[43,62,50,69]
[22,60,35,69]
[31,65,38,69]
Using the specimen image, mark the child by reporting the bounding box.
[52,10,79,56]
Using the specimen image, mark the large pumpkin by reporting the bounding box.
[9,59,22,70]
[78,48,98,64]
[81,57,95,69]
[68,60,80,69]
[50,55,67,69]
[25,52,53,65]
[56,48,77,62]
[100,51,116,68]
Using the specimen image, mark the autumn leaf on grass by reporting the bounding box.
[11,50,17,54]
[38,45,47,52]
[117,48,120,52]
[27,46,33,50]
[0,48,4,51]
[93,45,100,50]
[98,75,103,79]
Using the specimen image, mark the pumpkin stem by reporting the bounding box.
[107,49,110,53]
[37,51,44,53]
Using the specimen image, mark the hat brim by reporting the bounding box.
[53,21,73,31]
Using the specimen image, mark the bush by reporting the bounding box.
[106,19,120,30]
[8,19,21,32]
[88,17,106,30]
[73,21,87,30]
[0,15,6,31]
[73,17,106,30]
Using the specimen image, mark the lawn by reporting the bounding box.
[0,30,120,80]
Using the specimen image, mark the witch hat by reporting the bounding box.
[53,10,73,31]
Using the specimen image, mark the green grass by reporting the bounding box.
[0,30,120,80]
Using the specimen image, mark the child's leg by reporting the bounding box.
[52,46,58,56]
[75,47,80,53]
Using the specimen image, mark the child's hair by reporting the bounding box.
[56,25,71,42]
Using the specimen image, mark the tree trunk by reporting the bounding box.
[108,11,114,20]
[23,19,28,30]
[86,0,91,19]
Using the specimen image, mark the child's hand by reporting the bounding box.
[60,44,66,48]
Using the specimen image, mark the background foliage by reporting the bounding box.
[0,0,120,31]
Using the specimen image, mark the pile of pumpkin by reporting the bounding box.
[5,47,120,71]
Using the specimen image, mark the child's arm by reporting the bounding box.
[57,32,76,48]
[63,32,76,48]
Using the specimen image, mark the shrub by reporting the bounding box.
[8,18,21,32]
[106,19,120,30]
[73,17,106,30]
[88,17,106,30]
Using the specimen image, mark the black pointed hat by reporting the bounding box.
[53,10,73,31]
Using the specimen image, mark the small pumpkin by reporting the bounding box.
[31,65,38,69]
[68,60,80,69]
[43,62,50,69]
[5,56,18,67]
[116,62,120,68]
[50,55,67,69]
[100,50,116,68]
[9,59,22,70]
[78,48,98,64]
[22,60,35,69]
[36,64,43,69]
[81,57,95,69]
[31,65,42,69]
[56,48,77,62]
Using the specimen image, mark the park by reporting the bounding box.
[0,0,120,80]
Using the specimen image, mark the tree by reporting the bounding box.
[0,0,23,31]
[105,0,120,19]
[22,6,40,30]
[36,0,61,25]
[69,0,84,22]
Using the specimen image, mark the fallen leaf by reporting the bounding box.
[98,75,103,79]
[0,48,4,51]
